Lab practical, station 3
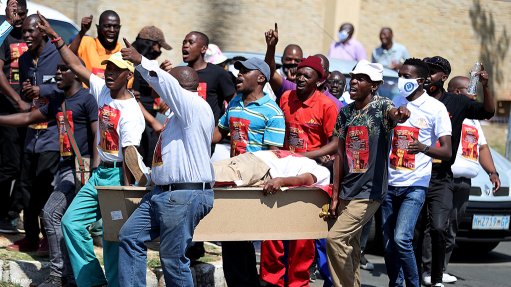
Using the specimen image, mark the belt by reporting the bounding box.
[99,161,123,168]
[157,182,212,191]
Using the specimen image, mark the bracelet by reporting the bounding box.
[488,171,499,177]
[422,145,429,154]
[50,37,62,43]
[56,41,66,50]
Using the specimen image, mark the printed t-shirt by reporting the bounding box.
[89,74,145,162]
[388,93,451,187]
[334,95,396,200]
[279,90,338,153]
[218,93,285,156]
[39,88,98,166]
[196,63,236,124]
[253,150,330,185]
[451,119,486,179]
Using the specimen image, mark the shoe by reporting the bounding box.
[124,146,150,186]
[360,254,374,271]
[0,217,18,234]
[434,283,445,287]
[442,273,457,283]
[423,273,432,286]
[36,237,49,257]
[35,275,64,287]
[6,237,39,252]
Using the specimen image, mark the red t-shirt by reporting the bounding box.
[279,90,338,152]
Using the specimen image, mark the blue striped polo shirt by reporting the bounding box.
[219,93,285,156]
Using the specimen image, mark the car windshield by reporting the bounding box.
[0,17,78,44]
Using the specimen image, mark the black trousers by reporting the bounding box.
[422,177,470,274]
[222,241,260,287]
[415,170,453,284]
[21,151,60,242]
[0,126,20,218]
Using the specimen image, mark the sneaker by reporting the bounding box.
[6,237,39,252]
[124,146,150,186]
[434,284,445,287]
[0,217,18,234]
[423,273,432,286]
[360,253,374,271]
[36,237,49,257]
[442,273,457,283]
[35,275,64,287]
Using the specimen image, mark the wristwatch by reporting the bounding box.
[488,171,499,177]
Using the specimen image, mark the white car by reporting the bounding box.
[455,148,511,253]
[0,2,79,43]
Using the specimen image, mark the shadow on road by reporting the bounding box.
[451,249,511,264]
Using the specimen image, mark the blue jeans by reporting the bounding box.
[118,186,214,287]
[382,186,426,287]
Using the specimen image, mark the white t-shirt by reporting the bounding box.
[252,150,330,186]
[89,74,145,163]
[137,58,215,184]
[388,92,452,187]
[340,91,354,104]
[451,119,487,178]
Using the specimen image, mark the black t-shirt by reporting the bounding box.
[433,90,494,172]
[0,29,27,114]
[133,70,156,116]
[196,63,236,123]
[39,88,98,160]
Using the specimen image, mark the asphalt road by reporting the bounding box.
[309,241,511,287]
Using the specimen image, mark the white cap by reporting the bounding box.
[205,44,228,65]
[350,60,384,82]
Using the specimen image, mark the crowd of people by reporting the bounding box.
[0,1,502,287]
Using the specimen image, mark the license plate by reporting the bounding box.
[472,215,510,230]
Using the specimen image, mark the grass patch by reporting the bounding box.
[0,248,40,262]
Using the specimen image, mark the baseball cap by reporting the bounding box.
[423,56,451,74]
[297,56,325,79]
[205,44,228,65]
[234,57,270,81]
[137,26,172,50]
[350,60,383,82]
[101,52,135,72]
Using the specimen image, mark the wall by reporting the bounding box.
[32,0,511,99]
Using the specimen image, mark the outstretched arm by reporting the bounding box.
[69,15,93,54]
[264,23,284,93]
[37,11,92,86]
[0,108,48,127]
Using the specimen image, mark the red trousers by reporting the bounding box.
[260,239,315,287]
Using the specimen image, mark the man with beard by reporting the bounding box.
[277,44,302,82]
[0,62,98,287]
[38,12,145,287]
[69,11,122,79]
[212,57,285,287]
[0,0,30,234]
[417,56,494,287]
[6,14,62,253]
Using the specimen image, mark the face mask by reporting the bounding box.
[338,30,349,42]
[424,79,443,94]
[398,78,419,97]
[147,50,162,60]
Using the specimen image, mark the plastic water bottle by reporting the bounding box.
[467,62,482,95]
